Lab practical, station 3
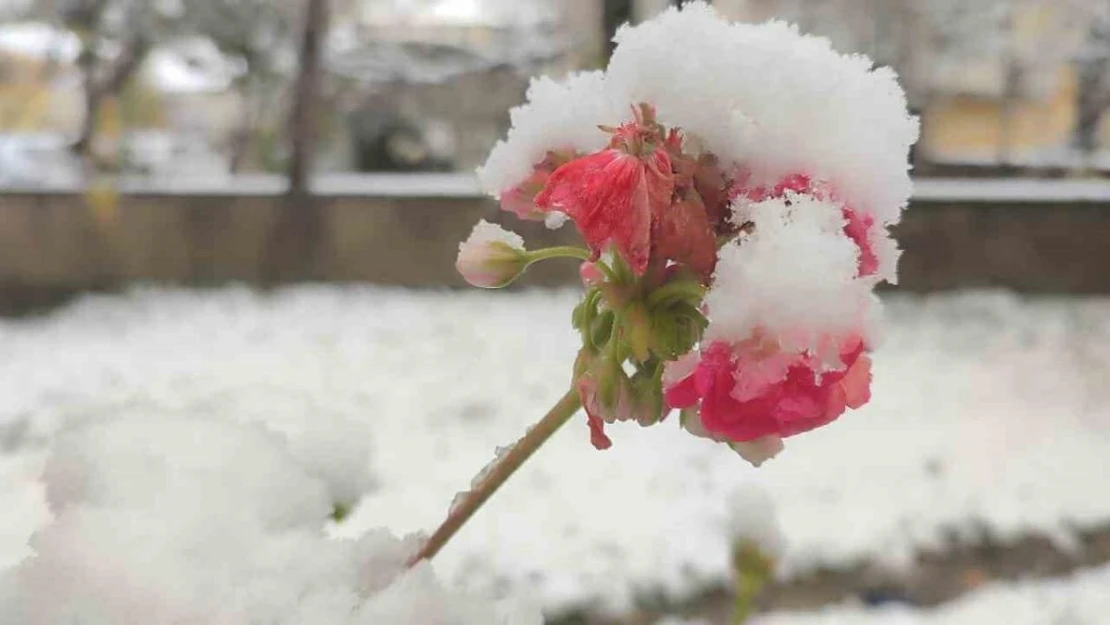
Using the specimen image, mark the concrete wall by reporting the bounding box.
[1,175,1108,313]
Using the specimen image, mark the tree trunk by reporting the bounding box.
[263,0,330,283]
[1071,18,1110,168]
[71,37,150,162]
[287,0,329,197]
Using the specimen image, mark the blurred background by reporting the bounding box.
[1,1,1109,624]
[0,0,1106,304]
[0,0,1107,182]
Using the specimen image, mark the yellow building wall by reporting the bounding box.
[921,68,1081,158]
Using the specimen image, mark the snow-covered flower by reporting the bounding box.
[465,1,914,457]
[662,190,879,464]
[455,220,528,288]
[735,173,884,280]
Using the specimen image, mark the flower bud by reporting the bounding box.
[578,261,605,288]
[456,220,528,288]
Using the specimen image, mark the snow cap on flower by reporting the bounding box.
[480,2,917,233]
[710,194,878,362]
[456,220,528,289]
[479,71,619,196]
[662,193,879,463]
[470,1,915,460]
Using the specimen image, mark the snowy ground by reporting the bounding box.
[1,286,1109,619]
[658,562,1110,625]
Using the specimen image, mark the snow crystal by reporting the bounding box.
[706,195,878,361]
[479,2,917,225]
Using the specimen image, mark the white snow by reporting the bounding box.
[0,22,80,63]
[360,0,557,28]
[461,219,526,251]
[707,195,877,362]
[0,408,538,624]
[141,39,244,94]
[0,286,1108,617]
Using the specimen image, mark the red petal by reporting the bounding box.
[842,208,879,277]
[587,412,613,450]
[536,150,654,274]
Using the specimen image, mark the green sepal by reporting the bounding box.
[623,302,653,363]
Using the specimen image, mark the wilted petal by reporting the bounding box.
[536,149,654,274]
[654,191,717,279]
[728,436,784,467]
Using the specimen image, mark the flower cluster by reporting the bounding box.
[457,2,917,465]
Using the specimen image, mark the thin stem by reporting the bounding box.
[732,571,764,625]
[592,259,617,283]
[408,389,582,565]
[731,545,773,624]
[526,246,591,264]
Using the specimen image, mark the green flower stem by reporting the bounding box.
[525,246,591,264]
[593,260,618,283]
[732,569,767,625]
[408,389,582,565]
[732,545,774,624]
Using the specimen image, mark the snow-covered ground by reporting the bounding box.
[654,562,1110,625]
[750,563,1110,625]
[1,286,1109,618]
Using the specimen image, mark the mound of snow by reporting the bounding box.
[0,415,539,625]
